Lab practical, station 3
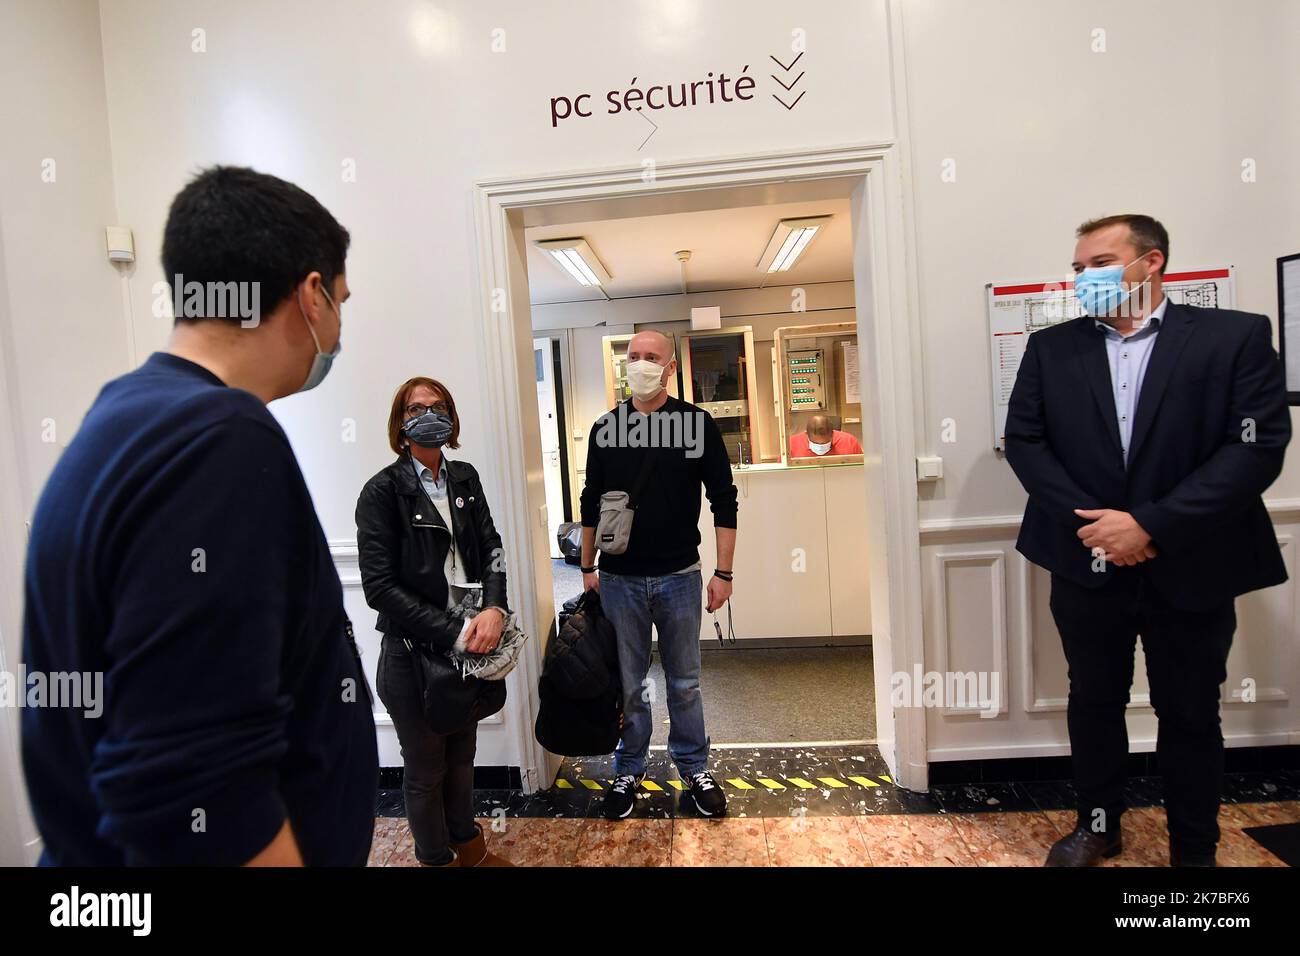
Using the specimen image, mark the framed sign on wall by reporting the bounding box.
[1279,253,1300,405]
[986,267,1236,449]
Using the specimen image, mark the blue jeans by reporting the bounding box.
[599,569,709,777]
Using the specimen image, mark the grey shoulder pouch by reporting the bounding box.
[594,450,659,556]
[596,491,635,554]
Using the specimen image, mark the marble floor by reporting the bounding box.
[367,801,1298,867]
[367,746,1300,867]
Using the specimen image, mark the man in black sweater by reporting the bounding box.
[580,330,738,820]
[21,167,378,865]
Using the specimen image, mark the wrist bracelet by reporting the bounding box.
[581,565,597,574]
[713,569,733,581]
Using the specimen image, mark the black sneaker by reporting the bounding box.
[687,771,727,817]
[602,773,643,820]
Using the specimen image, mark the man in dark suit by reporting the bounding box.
[1005,214,1290,867]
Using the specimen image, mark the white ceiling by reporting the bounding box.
[524,197,853,305]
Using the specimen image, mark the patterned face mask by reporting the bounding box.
[403,409,454,448]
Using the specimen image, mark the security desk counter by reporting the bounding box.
[693,459,871,644]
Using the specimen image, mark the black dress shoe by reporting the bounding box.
[1170,849,1216,867]
[1044,826,1123,867]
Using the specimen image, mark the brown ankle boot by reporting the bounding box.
[452,824,514,867]
[420,849,459,867]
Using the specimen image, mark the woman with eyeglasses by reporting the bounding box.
[355,377,514,867]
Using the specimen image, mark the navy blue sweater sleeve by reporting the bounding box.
[88,411,304,865]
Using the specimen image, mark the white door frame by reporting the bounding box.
[531,334,565,558]
[533,328,582,528]
[551,328,582,525]
[0,220,41,863]
[471,143,930,792]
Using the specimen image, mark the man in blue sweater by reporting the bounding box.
[21,166,378,865]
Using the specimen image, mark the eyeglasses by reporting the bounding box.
[405,402,449,418]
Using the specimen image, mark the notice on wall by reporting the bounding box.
[1281,255,1300,401]
[987,267,1235,450]
[842,341,861,404]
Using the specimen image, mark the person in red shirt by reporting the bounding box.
[789,415,864,458]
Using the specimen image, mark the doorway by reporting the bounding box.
[472,146,928,792]
[532,335,573,558]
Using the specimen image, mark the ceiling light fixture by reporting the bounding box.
[534,238,612,288]
[755,216,832,274]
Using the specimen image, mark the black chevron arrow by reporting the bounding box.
[769,52,804,71]
[770,71,805,91]
[772,91,806,110]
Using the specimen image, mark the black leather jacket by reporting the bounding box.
[355,454,510,651]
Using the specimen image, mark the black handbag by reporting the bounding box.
[403,636,506,734]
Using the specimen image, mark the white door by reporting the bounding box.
[534,338,565,559]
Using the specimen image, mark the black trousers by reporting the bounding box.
[1048,567,1235,858]
[377,634,479,865]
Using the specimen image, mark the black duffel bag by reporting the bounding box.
[544,590,619,700]
[533,592,623,756]
[534,674,623,757]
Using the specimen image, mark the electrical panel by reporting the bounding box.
[786,348,826,411]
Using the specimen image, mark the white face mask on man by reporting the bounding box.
[626,358,667,402]
[809,438,832,456]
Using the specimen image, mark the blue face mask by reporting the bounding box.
[403,410,454,448]
[1073,255,1151,318]
[297,285,342,393]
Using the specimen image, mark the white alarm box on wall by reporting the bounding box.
[690,306,721,330]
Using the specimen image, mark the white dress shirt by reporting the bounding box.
[1093,294,1168,466]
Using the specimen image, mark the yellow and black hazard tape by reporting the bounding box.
[556,773,894,792]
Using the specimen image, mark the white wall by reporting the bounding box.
[0,228,37,866]
[0,0,127,865]
[1,0,1295,808]
[899,0,1300,757]
[0,0,128,510]
[94,0,896,769]
[903,0,1300,520]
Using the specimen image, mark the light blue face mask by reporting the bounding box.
[1073,254,1151,318]
[297,284,342,392]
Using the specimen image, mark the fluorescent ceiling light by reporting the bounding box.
[534,238,612,287]
[756,216,831,274]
